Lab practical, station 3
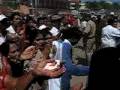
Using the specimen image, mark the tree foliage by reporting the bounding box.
[85,1,120,9]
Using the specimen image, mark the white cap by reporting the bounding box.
[110,12,115,15]
[49,27,59,36]
[38,24,47,30]
[0,36,5,45]
[6,25,16,34]
[0,14,7,21]
[91,15,96,18]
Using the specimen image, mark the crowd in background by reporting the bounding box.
[0,11,89,90]
[0,10,120,90]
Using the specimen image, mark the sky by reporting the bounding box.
[81,0,120,2]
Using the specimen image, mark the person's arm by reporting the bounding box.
[6,59,65,89]
[111,29,120,37]
[65,60,89,76]
[83,22,91,36]
[63,44,89,76]
[4,71,34,90]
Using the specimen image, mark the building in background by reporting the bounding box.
[16,0,69,9]
[0,0,81,15]
[69,0,80,3]
[31,0,69,9]
[15,0,70,15]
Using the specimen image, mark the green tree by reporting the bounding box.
[0,0,17,9]
[113,3,120,9]
[86,1,114,10]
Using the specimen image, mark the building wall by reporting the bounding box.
[69,0,80,3]
[32,0,69,9]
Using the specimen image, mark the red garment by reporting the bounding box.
[0,56,9,90]
[65,15,77,26]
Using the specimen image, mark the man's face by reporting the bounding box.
[28,20,37,30]
[13,15,22,26]
[16,24,26,40]
[8,43,20,60]
[113,22,118,28]
[34,33,53,50]
[34,34,45,50]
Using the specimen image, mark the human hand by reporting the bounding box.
[44,66,65,78]
[32,59,65,78]
[43,60,61,70]
[20,46,36,60]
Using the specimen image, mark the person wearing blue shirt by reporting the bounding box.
[48,29,89,90]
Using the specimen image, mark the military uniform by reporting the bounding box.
[83,20,96,64]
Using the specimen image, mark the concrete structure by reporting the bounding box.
[16,0,70,14]
[32,0,69,9]
[69,0,80,3]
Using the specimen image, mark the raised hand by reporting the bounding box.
[20,46,36,60]
[32,59,65,78]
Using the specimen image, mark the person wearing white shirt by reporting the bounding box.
[101,18,120,48]
[48,28,89,90]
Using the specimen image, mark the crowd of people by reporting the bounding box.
[1,10,120,90]
[0,12,89,90]
[80,12,120,90]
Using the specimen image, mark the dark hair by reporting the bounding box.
[40,28,52,38]
[25,15,36,24]
[87,47,120,90]
[25,26,38,44]
[0,42,9,57]
[0,18,11,28]
[10,12,21,21]
[0,18,10,36]
[107,18,118,25]
[15,20,25,30]
[37,15,47,23]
